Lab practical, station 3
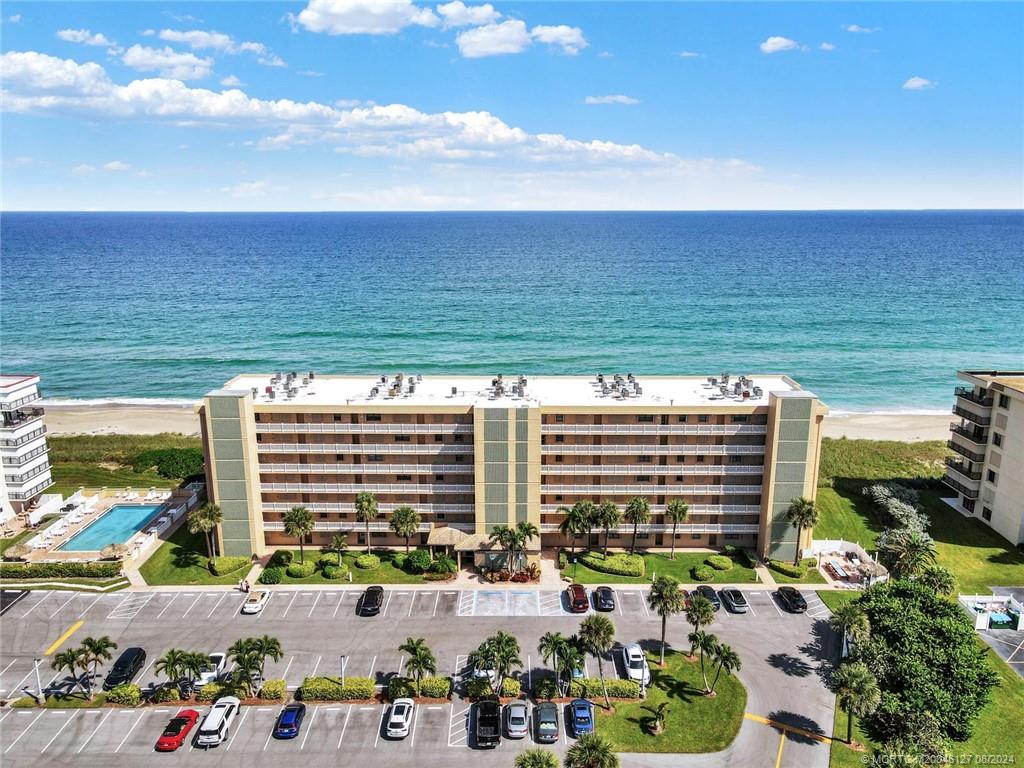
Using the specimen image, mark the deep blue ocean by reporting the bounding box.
[1,211,1021,411]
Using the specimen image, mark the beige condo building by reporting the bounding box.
[944,370,1024,545]
[199,373,827,561]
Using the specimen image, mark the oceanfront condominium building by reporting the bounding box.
[944,370,1024,545]
[199,373,827,561]
[1,374,53,526]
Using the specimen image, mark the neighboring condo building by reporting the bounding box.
[199,373,827,561]
[945,370,1024,545]
[0,374,54,526]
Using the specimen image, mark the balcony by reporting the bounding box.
[1,408,45,431]
[943,476,979,500]
[947,439,985,463]
[541,424,768,436]
[0,391,41,411]
[0,425,46,448]
[7,475,54,500]
[944,457,982,482]
[949,421,988,445]
[955,386,994,408]
[262,502,474,514]
[255,422,473,435]
[4,460,51,485]
[258,442,472,455]
[541,483,762,495]
[541,503,761,515]
[952,404,991,426]
[541,464,763,476]
[539,522,760,535]
[259,462,473,475]
[260,482,473,494]
[541,444,765,456]
[1,444,49,466]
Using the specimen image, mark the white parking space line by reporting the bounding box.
[447,703,470,747]
[374,706,387,748]
[77,594,105,619]
[300,705,318,749]
[337,705,352,747]
[180,594,202,619]
[281,593,298,619]
[744,596,757,617]
[48,593,78,619]
[137,655,157,685]
[41,711,77,753]
[409,702,419,746]
[307,592,321,618]
[309,655,322,679]
[154,594,179,619]
[18,592,53,619]
[263,706,284,750]
[768,593,784,617]
[206,594,227,618]
[4,710,45,753]
[0,658,18,682]
[382,590,394,618]
[115,711,146,752]
[77,709,112,753]
[433,591,440,617]
[225,707,250,751]
[332,593,345,618]
[368,655,377,681]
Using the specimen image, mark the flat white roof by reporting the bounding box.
[219,373,812,409]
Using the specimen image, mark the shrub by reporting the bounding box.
[768,559,806,578]
[706,555,733,571]
[258,567,283,585]
[209,556,249,576]
[267,549,293,568]
[569,678,642,699]
[355,554,380,570]
[691,565,715,582]
[258,679,287,701]
[533,678,559,700]
[579,551,645,578]
[722,545,756,568]
[466,677,494,698]
[405,549,432,574]
[431,553,457,574]
[286,560,316,578]
[391,553,407,571]
[106,683,142,706]
[298,676,375,701]
[418,677,452,699]
[424,571,454,581]
[0,561,122,579]
[558,550,568,569]
[500,678,521,698]
[149,685,181,704]
[132,447,204,479]
[323,564,349,580]
[196,682,239,702]
[318,552,341,568]
[388,677,417,700]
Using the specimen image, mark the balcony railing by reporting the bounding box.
[261,502,474,514]
[954,387,994,407]
[1,444,49,466]
[7,475,54,500]
[952,404,992,426]
[0,392,41,411]
[946,439,985,463]
[257,442,472,455]
[541,424,767,436]
[539,522,760,535]
[1,408,45,431]
[259,462,473,475]
[263,520,438,533]
[949,422,988,445]
[3,460,51,485]
[944,457,982,482]
[540,503,761,515]
[260,482,473,494]
[943,476,979,500]
[255,422,473,435]
[0,425,46,448]
[541,444,765,456]
[541,464,763,476]
[541,483,762,495]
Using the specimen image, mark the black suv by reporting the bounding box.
[103,647,146,690]
[594,586,616,612]
[360,585,384,616]
[693,585,721,610]
[776,586,808,613]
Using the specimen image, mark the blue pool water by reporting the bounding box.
[57,504,162,552]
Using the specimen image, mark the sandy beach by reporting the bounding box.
[42,402,952,442]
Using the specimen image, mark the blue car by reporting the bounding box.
[272,703,306,739]
[571,699,594,736]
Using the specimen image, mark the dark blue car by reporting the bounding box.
[571,699,594,736]
[272,703,306,739]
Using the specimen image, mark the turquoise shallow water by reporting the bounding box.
[57,504,161,551]
[1,211,1021,411]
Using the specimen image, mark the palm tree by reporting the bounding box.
[231,651,263,698]
[559,501,594,561]
[283,505,315,563]
[513,520,539,573]
[557,643,585,698]
[538,631,568,695]
[784,497,819,566]
[354,491,379,555]
[328,533,348,566]
[187,503,222,558]
[489,631,523,697]
[398,637,437,693]
[882,527,937,578]
[565,732,619,768]
[154,648,188,690]
[685,594,716,657]
[489,524,516,572]
[180,651,208,696]
[828,661,881,744]
[647,575,687,665]
[709,643,741,695]
[79,636,117,696]
[592,501,621,557]
[664,499,689,559]
[649,701,670,734]
[514,748,560,768]
[389,506,421,553]
[624,497,651,554]
[829,603,871,646]
[687,630,719,694]
[249,635,284,683]
[917,563,956,595]
[51,648,84,697]
[578,615,616,709]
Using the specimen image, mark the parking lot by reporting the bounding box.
[0,585,838,767]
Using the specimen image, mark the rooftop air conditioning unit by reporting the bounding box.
[251,388,258,399]
[451,386,457,396]
[309,371,315,380]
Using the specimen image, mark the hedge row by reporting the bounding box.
[466,677,521,698]
[386,676,452,700]
[578,552,645,578]
[0,562,122,579]
[148,685,181,704]
[722,545,756,568]
[705,555,733,571]
[532,677,642,700]
[298,676,375,701]
[106,683,142,706]
[768,559,807,578]
[196,682,241,702]
[323,564,349,580]
[259,567,283,584]
[691,565,715,582]
[355,554,380,570]
[209,556,249,576]
[258,679,287,701]
[286,560,316,578]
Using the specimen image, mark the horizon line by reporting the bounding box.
[2,208,1023,215]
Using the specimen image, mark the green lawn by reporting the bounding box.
[13,693,109,709]
[769,559,827,585]
[816,590,859,612]
[1,578,129,592]
[597,649,746,753]
[273,550,428,585]
[814,487,882,549]
[819,437,948,484]
[561,551,757,585]
[139,526,243,586]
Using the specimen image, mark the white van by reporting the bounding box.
[195,697,240,748]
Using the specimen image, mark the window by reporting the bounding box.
[675,455,685,463]
[357,533,366,545]
[608,532,620,539]
[636,475,651,482]
[696,455,705,463]
[637,415,655,423]
[256,434,263,442]
[675,475,685,482]
[987,470,998,484]
[435,474,445,481]
[436,513,446,520]
[454,455,464,462]
[555,435,565,443]
[731,415,749,423]
[698,414,709,423]
[333,414,342,422]
[677,415,687,423]
[993,432,1003,447]
[397,474,412,481]
[731,455,742,463]
[555,494,563,501]
[366,414,382,422]
[555,455,564,463]
[998,394,1010,409]
[368,454,384,462]
[454,434,464,443]
[638,455,652,463]
[434,434,443,442]
[982,506,993,521]
[254,413,261,422]
[395,435,410,442]
[691,534,701,540]
[555,414,565,423]
[335,454,344,460]
[724,533,739,540]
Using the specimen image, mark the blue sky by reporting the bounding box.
[2,1,1021,210]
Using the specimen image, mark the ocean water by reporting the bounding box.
[1,211,1021,412]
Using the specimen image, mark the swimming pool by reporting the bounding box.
[57,504,162,552]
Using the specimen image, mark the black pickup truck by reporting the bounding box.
[475,700,501,748]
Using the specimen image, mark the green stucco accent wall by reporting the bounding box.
[767,396,815,561]
[207,392,257,557]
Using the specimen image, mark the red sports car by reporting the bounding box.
[566,583,589,613]
[155,709,200,752]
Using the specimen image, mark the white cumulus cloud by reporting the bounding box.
[760,36,798,54]
[530,24,587,55]
[677,50,703,58]
[902,76,936,91]
[220,75,243,87]
[845,24,877,34]
[294,0,439,35]
[436,1,500,28]
[456,19,531,57]
[57,28,115,46]
[121,44,213,80]
[157,28,285,67]
[103,160,131,171]
[584,94,639,105]
[8,14,22,23]
[819,42,836,51]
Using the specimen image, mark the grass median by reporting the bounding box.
[139,526,244,586]
[561,551,757,585]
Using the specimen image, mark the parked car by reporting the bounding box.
[776,586,808,613]
[566,583,589,613]
[534,702,560,744]
[505,701,529,739]
[195,696,240,748]
[621,643,651,687]
[361,585,384,616]
[570,699,594,736]
[241,591,269,615]
[386,698,414,739]
[473,662,497,685]
[154,709,199,752]
[721,588,748,614]
[571,664,585,681]
[594,586,616,612]
[693,584,721,610]
[272,703,306,739]
[475,700,501,748]
[196,653,227,686]
[103,647,146,690]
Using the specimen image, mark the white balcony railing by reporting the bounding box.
[541,444,765,455]
[0,392,41,411]
[260,482,473,494]
[7,474,53,500]
[1,443,49,466]
[260,463,473,475]
[540,504,760,515]
[263,520,436,533]
[540,464,763,476]
[541,484,762,495]
[539,522,759,534]
[541,424,767,436]
[255,422,473,435]
[257,442,473,455]
[261,502,475,514]
[0,425,46,448]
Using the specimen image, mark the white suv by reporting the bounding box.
[196,696,240,748]
[621,643,651,686]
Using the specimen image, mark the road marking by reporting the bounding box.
[225,706,250,751]
[408,593,416,617]
[180,594,202,618]
[310,655,322,679]
[368,655,377,681]
[76,708,112,753]
[745,712,832,744]
[281,592,298,619]
[775,731,785,768]
[337,705,351,747]
[300,705,318,749]
[281,656,294,683]
[115,710,146,752]
[206,593,227,618]
[264,706,284,750]
[398,655,405,676]
[332,593,344,618]
[308,592,321,618]
[432,590,440,617]
[768,593,784,617]
[382,590,393,617]
[45,620,84,656]
[745,597,757,617]
[374,705,386,748]
[640,592,650,617]
[48,593,78,619]
[41,711,77,752]
[527,654,532,690]
[137,654,157,685]
[155,593,179,619]
[409,701,418,746]
[0,658,17,680]
[19,591,53,618]
[4,710,44,753]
